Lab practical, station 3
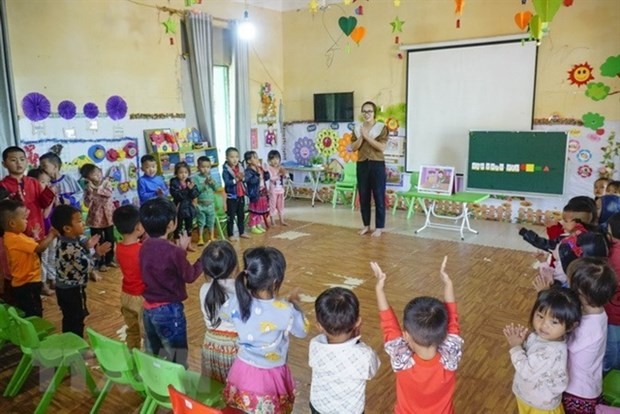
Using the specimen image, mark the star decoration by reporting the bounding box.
[309,0,319,14]
[344,0,353,5]
[390,16,404,33]
[162,17,176,34]
[394,0,401,6]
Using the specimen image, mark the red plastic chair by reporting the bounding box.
[168,385,243,414]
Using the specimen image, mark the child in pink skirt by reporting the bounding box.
[244,151,270,235]
[220,246,308,413]
[266,150,287,226]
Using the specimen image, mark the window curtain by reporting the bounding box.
[183,11,216,147]
[0,0,18,155]
[229,20,250,156]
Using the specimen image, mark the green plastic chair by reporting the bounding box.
[86,328,145,414]
[332,162,357,210]
[133,349,225,414]
[213,192,230,240]
[604,370,620,407]
[392,171,420,219]
[4,307,98,414]
[0,303,54,352]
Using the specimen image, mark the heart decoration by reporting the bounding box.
[350,26,366,45]
[529,14,544,40]
[338,16,357,36]
[532,0,562,22]
[514,11,533,30]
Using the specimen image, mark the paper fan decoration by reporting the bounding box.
[83,102,99,119]
[88,144,106,163]
[58,100,77,120]
[315,129,339,157]
[123,142,138,159]
[106,95,128,120]
[337,132,358,162]
[293,136,318,166]
[22,92,51,122]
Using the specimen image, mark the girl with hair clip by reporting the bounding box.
[220,246,309,414]
[198,240,240,383]
[504,286,582,414]
[244,151,270,235]
[169,161,199,246]
[563,257,618,414]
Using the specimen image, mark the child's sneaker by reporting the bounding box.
[251,226,263,235]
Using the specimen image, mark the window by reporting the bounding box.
[213,65,231,167]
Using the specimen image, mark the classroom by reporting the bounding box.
[0,0,619,413]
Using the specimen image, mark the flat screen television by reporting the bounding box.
[313,92,354,123]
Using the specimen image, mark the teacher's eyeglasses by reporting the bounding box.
[361,110,374,114]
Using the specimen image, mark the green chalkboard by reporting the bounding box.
[466,131,568,196]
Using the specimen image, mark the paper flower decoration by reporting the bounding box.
[58,100,77,120]
[106,96,128,120]
[315,129,339,157]
[293,136,318,166]
[123,142,138,159]
[88,145,106,163]
[337,132,358,162]
[106,148,120,162]
[22,92,51,122]
[83,102,99,119]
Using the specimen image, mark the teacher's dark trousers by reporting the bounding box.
[357,160,386,229]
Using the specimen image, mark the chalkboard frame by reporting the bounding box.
[465,130,568,198]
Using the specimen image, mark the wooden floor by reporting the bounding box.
[0,219,538,414]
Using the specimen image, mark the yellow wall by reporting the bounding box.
[282,0,620,121]
[5,0,283,118]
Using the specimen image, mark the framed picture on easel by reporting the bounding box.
[417,165,455,194]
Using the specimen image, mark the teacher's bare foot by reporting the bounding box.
[371,229,383,237]
[358,226,370,236]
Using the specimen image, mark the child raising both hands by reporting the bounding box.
[371,256,464,414]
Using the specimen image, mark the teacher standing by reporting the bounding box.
[350,101,389,237]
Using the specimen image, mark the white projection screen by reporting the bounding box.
[405,36,538,173]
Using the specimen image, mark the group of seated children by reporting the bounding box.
[514,182,620,414]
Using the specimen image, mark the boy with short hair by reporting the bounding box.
[372,257,464,414]
[0,146,55,241]
[113,204,145,350]
[51,205,111,337]
[192,156,218,245]
[0,199,58,317]
[309,287,380,414]
[139,197,203,367]
[137,154,168,205]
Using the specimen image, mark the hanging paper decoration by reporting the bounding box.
[83,102,99,119]
[390,16,404,33]
[354,6,363,15]
[563,0,573,6]
[57,100,77,120]
[315,129,339,157]
[454,0,465,28]
[338,16,357,36]
[309,0,319,14]
[22,92,51,122]
[106,96,128,120]
[293,136,318,166]
[532,0,562,23]
[394,0,401,6]
[528,15,546,43]
[350,26,366,45]
[337,132,358,162]
[162,16,176,34]
[514,11,533,31]
[343,0,353,5]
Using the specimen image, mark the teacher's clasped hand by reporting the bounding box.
[350,101,389,237]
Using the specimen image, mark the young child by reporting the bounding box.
[594,177,610,200]
[113,205,145,350]
[244,151,270,234]
[220,246,309,413]
[26,167,55,296]
[139,197,203,367]
[0,199,58,317]
[137,154,168,205]
[0,146,55,240]
[51,205,111,337]
[80,163,116,272]
[266,150,288,226]
[371,257,464,414]
[605,212,620,373]
[597,185,620,232]
[504,286,582,414]
[607,180,620,195]
[198,240,239,382]
[309,287,380,414]
[222,147,248,241]
[169,161,199,241]
[563,258,617,414]
[0,186,12,305]
[40,148,83,209]
[193,156,218,245]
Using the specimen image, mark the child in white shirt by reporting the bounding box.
[504,286,582,414]
[309,287,380,414]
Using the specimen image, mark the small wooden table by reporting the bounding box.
[408,191,490,240]
[287,165,325,207]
